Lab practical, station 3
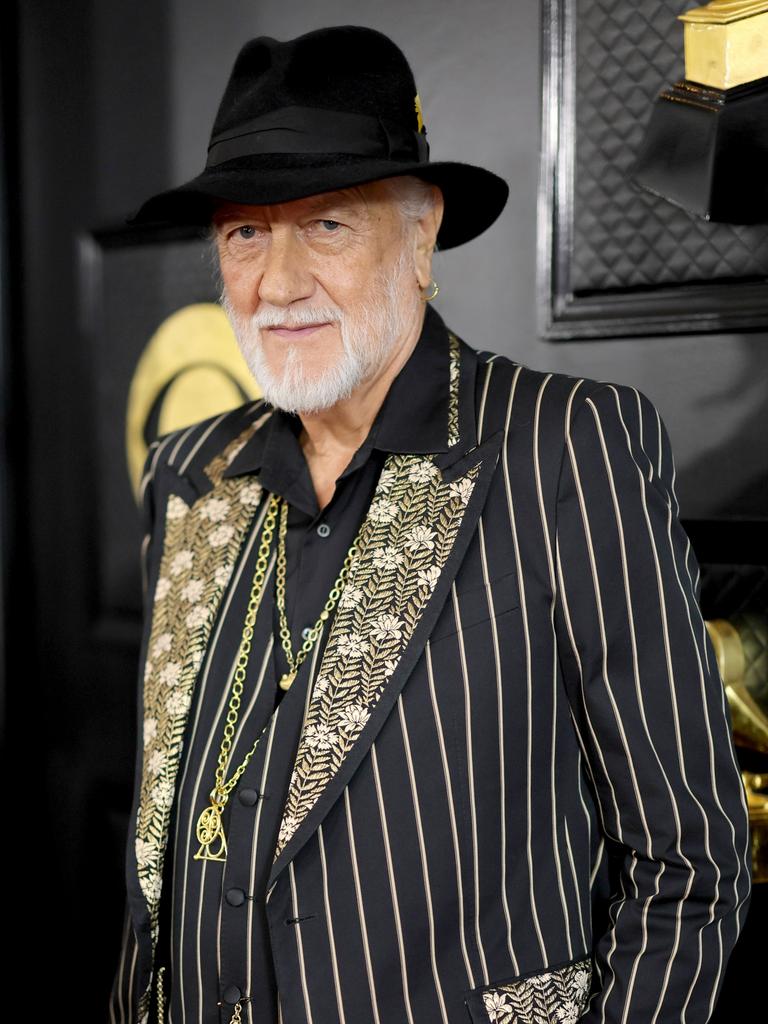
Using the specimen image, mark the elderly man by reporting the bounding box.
[108,24,751,1024]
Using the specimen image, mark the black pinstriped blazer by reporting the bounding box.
[109,311,751,1024]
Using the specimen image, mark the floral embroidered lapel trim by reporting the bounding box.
[270,334,471,862]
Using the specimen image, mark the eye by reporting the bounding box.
[236,225,257,239]
[318,219,341,231]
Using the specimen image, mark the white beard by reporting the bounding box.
[219,244,421,415]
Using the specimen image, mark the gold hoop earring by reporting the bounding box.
[421,279,440,302]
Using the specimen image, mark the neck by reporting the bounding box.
[297,304,426,462]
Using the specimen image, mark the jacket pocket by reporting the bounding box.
[429,569,521,644]
[463,953,593,1023]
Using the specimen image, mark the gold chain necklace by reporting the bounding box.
[193,491,365,862]
[275,494,358,690]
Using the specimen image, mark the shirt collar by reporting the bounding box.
[222,302,455,484]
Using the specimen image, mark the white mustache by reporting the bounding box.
[249,306,343,330]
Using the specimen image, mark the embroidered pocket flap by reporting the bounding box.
[463,954,593,1023]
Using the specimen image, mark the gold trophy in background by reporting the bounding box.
[633,0,768,222]
[707,613,768,882]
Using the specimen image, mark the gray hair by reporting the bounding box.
[379,174,442,246]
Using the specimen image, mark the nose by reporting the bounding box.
[257,225,313,308]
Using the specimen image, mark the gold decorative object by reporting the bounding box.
[192,491,281,863]
[679,0,768,89]
[125,302,260,499]
[193,800,228,862]
[707,614,768,882]
[414,92,424,132]
[742,771,768,883]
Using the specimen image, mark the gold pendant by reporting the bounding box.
[279,670,296,691]
[193,801,228,861]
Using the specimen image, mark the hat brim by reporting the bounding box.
[125,154,509,250]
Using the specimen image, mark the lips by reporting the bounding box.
[267,323,331,337]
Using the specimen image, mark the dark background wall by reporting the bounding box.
[5,0,764,1017]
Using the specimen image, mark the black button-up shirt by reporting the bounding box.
[154,304,455,1024]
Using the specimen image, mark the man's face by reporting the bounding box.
[212,179,426,415]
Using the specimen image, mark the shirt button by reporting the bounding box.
[226,888,246,907]
[301,626,313,640]
[316,522,330,537]
[238,788,260,806]
[222,984,242,1005]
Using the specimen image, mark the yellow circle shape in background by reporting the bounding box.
[125,302,261,500]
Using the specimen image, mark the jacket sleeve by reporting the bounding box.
[108,902,141,1024]
[107,439,161,1024]
[552,382,752,1024]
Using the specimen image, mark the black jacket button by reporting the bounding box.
[238,788,260,806]
[222,984,241,1004]
[226,888,246,907]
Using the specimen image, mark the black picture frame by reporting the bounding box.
[537,0,768,341]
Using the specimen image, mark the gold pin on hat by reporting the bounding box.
[414,93,424,132]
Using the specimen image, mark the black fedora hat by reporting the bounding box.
[126,25,509,250]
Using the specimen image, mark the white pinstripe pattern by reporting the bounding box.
[476,512,518,972]
[423,637,477,988]
[396,692,453,1022]
[499,371,549,964]
[554,388,624,836]
[178,405,261,476]
[563,814,588,953]
[245,705,281,1024]
[594,390,713,1022]
[554,529,614,834]
[109,909,132,1024]
[612,386,750,1021]
[343,786,382,1024]
[243,634,324,1024]
[451,579,489,984]
[589,835,606,890]
[210,631,275,992]
[109,348,751,1024]
[561,391,678,1022]
[476,358,493,444]
[594,390,720,1023]
[555,382,751,1023]
[288,860,315,1024]
[167,423,202,470]
[369,742,420,1024]
[317,822,348,1024]
[138,435,174,598]
[533,374,572,955]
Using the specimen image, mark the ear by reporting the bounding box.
[414,186,445,288]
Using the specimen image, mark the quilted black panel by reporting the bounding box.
[699,564,768,621]
[571,0,768,292]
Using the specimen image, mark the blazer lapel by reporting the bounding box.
[133,417,271,967]
[267,332,504,891]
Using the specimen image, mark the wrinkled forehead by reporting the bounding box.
[210,180,396,227]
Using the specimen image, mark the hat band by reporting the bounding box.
[206,104,429,168]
